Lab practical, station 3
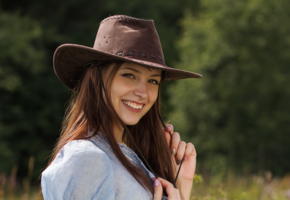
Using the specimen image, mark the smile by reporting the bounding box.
[122,100,145,111]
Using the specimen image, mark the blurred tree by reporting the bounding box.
[0,0,200,64]
[170,0,290,175]
[0,11,68,179]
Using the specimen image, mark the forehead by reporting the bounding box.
[120,62,161,73]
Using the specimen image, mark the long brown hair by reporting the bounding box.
[48,61,174,193]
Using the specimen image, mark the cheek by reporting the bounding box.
[110,86,121,108]
[110,78,131,105]
[109,81,120,109]
[149,88,159,105]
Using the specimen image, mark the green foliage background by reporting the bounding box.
[0,0,289,185]
[170,0,290,176]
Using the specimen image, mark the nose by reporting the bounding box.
[133,82,148,99]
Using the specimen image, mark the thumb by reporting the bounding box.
[153,178,163,200]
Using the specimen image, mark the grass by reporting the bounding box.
[191,173,290,200]
[0,157,43,200]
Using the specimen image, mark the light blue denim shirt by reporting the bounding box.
[41,134,158,200]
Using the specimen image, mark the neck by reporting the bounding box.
[113,123,124,144]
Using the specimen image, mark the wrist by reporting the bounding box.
[176,179,193,200]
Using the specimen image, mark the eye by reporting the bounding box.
[148,79,160,85]
[121,73,135,79]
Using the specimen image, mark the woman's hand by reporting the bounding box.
[163,123,197,199]
[164,123,197,181]
[153,177,181,200]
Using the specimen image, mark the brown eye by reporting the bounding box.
[149,79,160,85]
[122,73,135,79]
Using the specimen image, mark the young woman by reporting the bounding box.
[41,15,202,200]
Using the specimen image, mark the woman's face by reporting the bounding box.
[103,62,161,125]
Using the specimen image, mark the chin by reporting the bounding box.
[123,118,141,126]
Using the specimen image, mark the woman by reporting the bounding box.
[41,15,202,200]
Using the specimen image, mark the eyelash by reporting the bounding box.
[121,73,160,85]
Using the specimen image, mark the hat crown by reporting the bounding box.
[93,15,165,65]
[53,15,202,89]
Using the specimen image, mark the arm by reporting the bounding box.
[41,140,115,200]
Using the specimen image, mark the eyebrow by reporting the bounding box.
[122,67,161,77]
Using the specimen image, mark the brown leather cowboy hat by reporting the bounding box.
[53,15,202,89]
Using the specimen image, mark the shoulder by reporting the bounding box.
[42,139,113,177]
[41,139,116,199]
[62,139,107,157]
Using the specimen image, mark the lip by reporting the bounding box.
[122,100,145,113]
[123,99,145,105]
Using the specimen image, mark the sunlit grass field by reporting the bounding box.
[1,172,290,200]
[191,173,290,200]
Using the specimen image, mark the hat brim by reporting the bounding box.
[53,43,202,89]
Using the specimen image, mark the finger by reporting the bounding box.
[176,141,186,164]
[184,142,194,160]
[157,178,180,200]
[171,132,180,155]
[165,123,174,134]
[191,143,197,157]
[163,130,171,145]
[153,178,163,200]
[163,124,174,145]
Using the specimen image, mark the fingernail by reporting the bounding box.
[154,179,160,187]
[172,148,176,155]
[166,124,173,132]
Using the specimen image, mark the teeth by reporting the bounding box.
[123,100,143,110]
